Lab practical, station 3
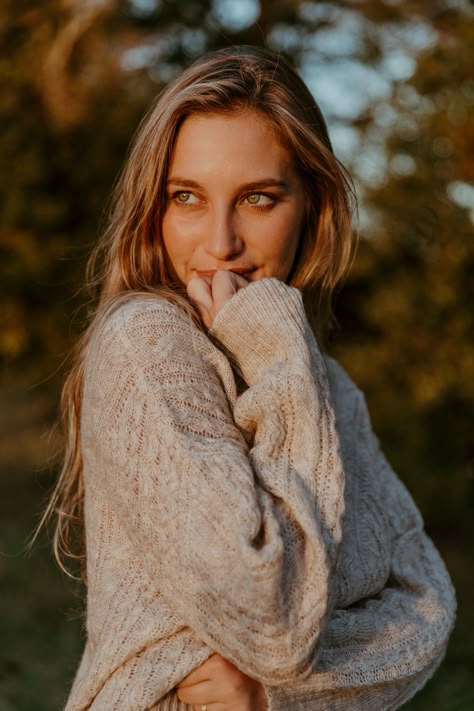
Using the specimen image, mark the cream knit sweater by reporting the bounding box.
[66,278,455,710]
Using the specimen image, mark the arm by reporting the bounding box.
[83,279,345,685]
[262,388,456,710]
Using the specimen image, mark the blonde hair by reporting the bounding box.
[39,45,357,577]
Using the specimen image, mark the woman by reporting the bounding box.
[45,46,455,710]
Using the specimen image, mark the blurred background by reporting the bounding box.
[0,0,473,708]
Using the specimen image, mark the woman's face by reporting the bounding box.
[161,110,306,286]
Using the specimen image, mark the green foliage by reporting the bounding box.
[331,7,474,527]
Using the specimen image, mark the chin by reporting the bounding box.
[247,269,267,281]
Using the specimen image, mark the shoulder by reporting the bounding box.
[324,356,364,411]
[91,294,198,355]
[323,355,378,449]
[97,294,194,340]
[84,294,205,388]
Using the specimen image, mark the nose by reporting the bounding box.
[205,207,243,260]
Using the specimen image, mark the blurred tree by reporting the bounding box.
[1,0,472,510]
[0,0,472,513]
[332,3,474,528]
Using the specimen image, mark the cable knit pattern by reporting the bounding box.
[66,278,455,710]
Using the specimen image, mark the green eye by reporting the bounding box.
[171,191,200,206]
[247,193,261,204]
[244,193,275,208]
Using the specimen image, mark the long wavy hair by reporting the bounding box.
[39,45,357,578]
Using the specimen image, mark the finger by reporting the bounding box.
[177,670,211,688]
[177,654,219,688]
[175,679,213,705]
[187,276,213,309]
[212,270,247,294]
[232,273,249,290]
[187,276,213,327]
[211,270,248,314]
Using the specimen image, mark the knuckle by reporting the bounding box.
[212,653,228,671]
[230,677,245,694]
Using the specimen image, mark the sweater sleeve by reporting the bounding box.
[83,279,345,686]
[262,388,456,710]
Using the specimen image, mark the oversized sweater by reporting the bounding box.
[66,278,456,710]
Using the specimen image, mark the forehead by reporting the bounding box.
[169,110,295,180]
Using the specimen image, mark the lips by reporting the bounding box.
[194,267,256,278]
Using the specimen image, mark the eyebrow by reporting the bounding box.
[167,177,290,191]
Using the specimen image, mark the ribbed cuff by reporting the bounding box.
[262,685,287,711]
[209,278,311,384]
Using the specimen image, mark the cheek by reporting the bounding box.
[259,211,303,272]
[161,213,193,276]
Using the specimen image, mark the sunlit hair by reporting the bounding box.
[37,45,357,578]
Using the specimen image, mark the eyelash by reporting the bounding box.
[243,192,278,211]
[169,191,197,205]
[168,191,278,211]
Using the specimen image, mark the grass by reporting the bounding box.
[0,468,82,710]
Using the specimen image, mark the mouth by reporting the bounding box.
[194,267,257,279]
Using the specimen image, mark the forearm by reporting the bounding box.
[260,389,456,710]
[206,279,345,678]
[262,659,442,711]
[86,284,346,684]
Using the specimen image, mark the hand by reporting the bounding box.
[187,270,249,329]
[175,652,268,710]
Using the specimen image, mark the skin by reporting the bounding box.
[176,653,268,711]
[163,110,306,710]
[161,109,306,329]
